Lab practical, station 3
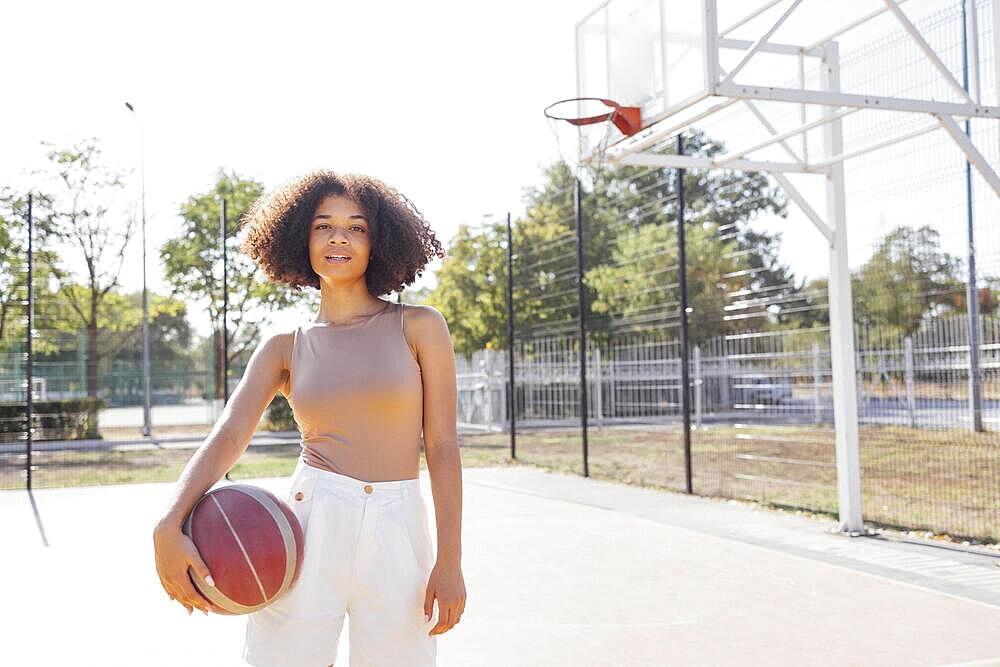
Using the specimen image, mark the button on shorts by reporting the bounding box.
[243,458,437,667]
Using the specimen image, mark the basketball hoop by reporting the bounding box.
[544,97,642,184]
[543,97,642,136]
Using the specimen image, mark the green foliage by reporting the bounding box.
[429,129,794,351]
[425,222,510,356]
[264,393,297,431]
[0,144,209,403]
[0,397,106,440]
[163,168,268,302]
[852,225,972,336]
[795,225,989,337]
[0,188,60,347]
[14,138,156,398]
[586,217,741,344]
[439,137,985,350]
[162,169,310,397]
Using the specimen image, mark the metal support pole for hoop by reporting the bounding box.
[821,40,867,538]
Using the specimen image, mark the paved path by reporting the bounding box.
[2,465,999,666]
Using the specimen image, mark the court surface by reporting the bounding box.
[3,464,1000,666]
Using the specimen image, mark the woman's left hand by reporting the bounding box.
[424,558,466,636]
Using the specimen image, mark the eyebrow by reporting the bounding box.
[313,213,368,223]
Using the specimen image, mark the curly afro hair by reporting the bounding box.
[239,170,445,296]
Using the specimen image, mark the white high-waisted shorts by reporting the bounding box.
[243,458,437,667]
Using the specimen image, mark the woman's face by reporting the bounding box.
[309,195,372,283]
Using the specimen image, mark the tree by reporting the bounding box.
[852,225,964,336]
[791,225,978,337]
[426,221,508,356]
[586,213,743,345]
[428,129,794,353]
[29,138,153,416]
[608,130,795,335]
[162,169,308,399]
[0,187,60,347]
[520,130,791,342]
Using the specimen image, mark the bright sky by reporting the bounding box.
[3,0,997,339]
[2,0,594,336]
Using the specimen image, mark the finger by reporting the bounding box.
[188,557,216,592]
[185,592,219,615]
[188,570,226,610]
[442,606,456,632]
[186,560,219,611]
[188,585,224,614]
[178,573,215,614]
[423,587,435,622]
[164,584,193,614]
[430,606,453,636]
[172,576,223,615]
[177,588,210,614]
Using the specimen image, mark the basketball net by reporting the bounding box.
[544,97,642,188]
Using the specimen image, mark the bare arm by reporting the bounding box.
[411,305,462,565]
[154,330,291,532]
[409,304,466,636]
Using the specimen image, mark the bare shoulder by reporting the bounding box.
[249,329,296,396]
[247,329,296,379]
[401,304,451,357]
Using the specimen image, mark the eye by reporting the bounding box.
[351,225,366,232]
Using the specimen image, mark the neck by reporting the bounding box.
[314,286,389,324]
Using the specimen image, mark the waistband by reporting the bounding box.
[292,457,420,499]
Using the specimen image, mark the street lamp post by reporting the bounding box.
[125,101,152,438]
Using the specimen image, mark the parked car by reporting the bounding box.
[734,373,794,404]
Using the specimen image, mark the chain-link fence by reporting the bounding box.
[2,1,997,546]
[485,0,999,543]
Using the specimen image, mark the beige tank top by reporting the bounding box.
[286,299,423,482]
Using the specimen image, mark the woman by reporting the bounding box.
[152,170,466,667]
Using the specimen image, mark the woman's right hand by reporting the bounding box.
[153,522,226,616]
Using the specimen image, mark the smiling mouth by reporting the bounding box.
[325,255,351,263]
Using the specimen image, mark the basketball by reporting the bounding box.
[181,484,305,615]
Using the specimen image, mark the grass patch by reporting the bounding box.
[2,425,996,545]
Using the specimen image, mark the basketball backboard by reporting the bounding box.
[562,0,1000,538]
[574,0,1000,188]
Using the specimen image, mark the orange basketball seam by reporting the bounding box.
[209,494,270,604]
[232,485,300,604]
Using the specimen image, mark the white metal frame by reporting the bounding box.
[577,0,1000,536]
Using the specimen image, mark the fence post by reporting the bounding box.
[904,336,916,428]
[499,349,509,431]
[719,346,731,412]
[609,343,616,422]
[485,349,495,432]
[856,349,864,421]
[694,345,703,427]
[812,342,822,424]
[961,0,985,433]
[594,345,603,426]
[524,346,535,419]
